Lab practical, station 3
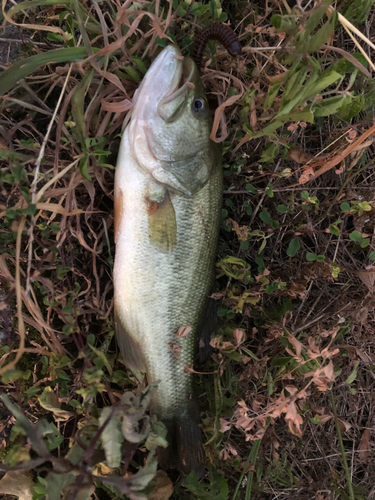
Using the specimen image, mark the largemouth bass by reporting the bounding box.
[113,44,222,475]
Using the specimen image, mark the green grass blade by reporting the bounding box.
[330,390,355,500]
[245,438,262,500]
[232,426,267,500]
[0,47,95,97]
[7,0,71,17]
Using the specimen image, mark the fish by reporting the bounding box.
[113,44,222,476]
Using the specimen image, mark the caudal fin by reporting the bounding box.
[158,408,205,477]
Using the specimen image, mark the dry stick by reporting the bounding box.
[331,7,375,52]
[327,6,375,72]
[0,217,26,375]
[26,65,73,296]
[341,23,375,73]
[294,123,375,187]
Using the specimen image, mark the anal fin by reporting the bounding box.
[114,307,147,373]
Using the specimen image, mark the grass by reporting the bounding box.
[1,0,375,498]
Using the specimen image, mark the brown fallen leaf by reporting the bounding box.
[299,166,315,184]
[233,328,245,347]
[356,307,369,325]
[336,345,371,363]
[227,218,249,241]
[337,418,351,433]
[305,360,335,391]
[289,148,314,164]
[285,401,303,437]
[220,418,232,433]
[0,471,34,500]
[355,268,375,290]
[175,326,192,338]
[314,413,332,424]
[148,470,173,500]
[358,424,371,463]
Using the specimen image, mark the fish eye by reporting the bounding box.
[192,97,206,115]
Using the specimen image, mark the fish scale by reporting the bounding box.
[113,45,222,475]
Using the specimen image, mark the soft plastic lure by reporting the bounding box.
[191,24,242,67]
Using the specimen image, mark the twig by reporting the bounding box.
[0,216,26,375]
[26,65,73,295]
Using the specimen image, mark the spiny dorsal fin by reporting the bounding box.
[148,190,177,253]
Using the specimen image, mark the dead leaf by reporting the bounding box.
[101,98,133,112]
[38,387,74,421]
[301,123,375,184]
[235,413,254,432]
[358,426,371,463]
[305,360,335,391]
[219,448,229,460]
[175,326,192,338]
[233,329,245,347]
[289,148,314,164]
[287,335,304,361]
[285,401,303,436]
[335,165,345,174]
[299,166,315,184]
[243,462,256,473]
[336,345,371,363]
[287,123,299,132]
[211,93,243,143]
[0,471,34,500]
[356,307,369,325]
[183,363,194,374]
[314,413,332,424]
[351,267,375,290]
[148,470,173,500]
[320,326,339,338]
[210,290,227,300]
[220,418,232,433]
[337,418,351,433]
[284,385,299,397]
[168,343,182,355]
[227,442,238,456]
[227,218,249,241]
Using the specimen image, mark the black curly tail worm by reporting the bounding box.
[191,24,242,67]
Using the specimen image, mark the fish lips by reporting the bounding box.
[157,58,195,123]
[132,45,185,115]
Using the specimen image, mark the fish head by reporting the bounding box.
[129,45,219,196]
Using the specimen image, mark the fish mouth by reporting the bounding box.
[131,45,194,127]
[157,56,195,122]
[129,45,198,180]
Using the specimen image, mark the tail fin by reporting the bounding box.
[157,407,205,477]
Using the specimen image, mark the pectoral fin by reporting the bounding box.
[148,190,177,253]
[114,308,147,373]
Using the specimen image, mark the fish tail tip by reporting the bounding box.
[158,413,205,478]
[176,415,205,477]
